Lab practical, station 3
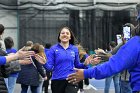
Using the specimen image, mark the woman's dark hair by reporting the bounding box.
[57,26,76,45]
[0,24,5,35]
[4,37,14,49]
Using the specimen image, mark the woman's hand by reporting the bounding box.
[95,48,106,55]
[85,55,101,65]
[34,54,47,64]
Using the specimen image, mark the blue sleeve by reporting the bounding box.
[74,47,88,69]
[84,38,139,79]
[43,47,54,71]
[0,56,6,65]
[12,49,17,53]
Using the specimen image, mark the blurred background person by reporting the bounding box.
[119,23,135,93]
[92,23,135,93]
[76,44,89,93]
[23,41,33,51]
[0,24,34,93]
[4,36,19,93]
[0,24,6,50]
[0,43,34,93]
[42,43,52,93]
[104,41,120,93]
[36,44,47,93]
[17,42,47,93]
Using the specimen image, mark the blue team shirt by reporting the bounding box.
[6,48,17,54]
[0,49,16,66]
[44,43,87,80]
[0,57,6,65]
[84,36,140,91]
[6,48,18,77]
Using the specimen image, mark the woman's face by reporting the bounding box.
[59,28,71,43]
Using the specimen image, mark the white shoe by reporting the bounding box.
[77,90,80,93]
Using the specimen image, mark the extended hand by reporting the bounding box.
[66,68,84,84]
[19,58,32,65]
[16,49,35,60]
[85,55,101,65]
[95,48,106,55]
[34,54,46,64]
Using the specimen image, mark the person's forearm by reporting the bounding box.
[5,53,18,63]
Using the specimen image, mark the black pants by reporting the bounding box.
[84,78,89,85]
[78,78,89,89]
[51,79,78,93]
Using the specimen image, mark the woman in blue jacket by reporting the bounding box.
[36,26,88,93]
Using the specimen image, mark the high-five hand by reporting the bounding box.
[85,55,101,65]
[34,54,46,64]
[67,68,84,84]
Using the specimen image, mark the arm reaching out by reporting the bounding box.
[6,49,34,63]
[67,68,84,84]
[34,54,47,64]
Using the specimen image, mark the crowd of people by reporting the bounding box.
[0,3,140,93]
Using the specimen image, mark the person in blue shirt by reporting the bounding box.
[36,26,88,93]
[76,44,90,93]
[4,36,18,93]
[104,41,120,93]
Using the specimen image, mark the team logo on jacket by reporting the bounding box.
[71,51,75,57]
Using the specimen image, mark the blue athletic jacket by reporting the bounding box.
[44,43,87,80]
[84,36,140,91]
